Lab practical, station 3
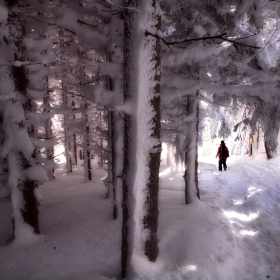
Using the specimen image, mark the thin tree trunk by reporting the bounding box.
[72,100,78,165]
[73,133,77,164]
[83,102,92,181]
[121,113,131,278]
[256,124,260,150]
[166,142,175,169]
[184,93,200,204]
[194,99,200,198]
[174,135,181,171]
[108,109,118,218]
[0,114,9,198]
[62,89,72,173]
[43,91,55,181]
[105,61,118,218]
[79,149,83,160]
[79,67,92,181]
[264,140,272,159]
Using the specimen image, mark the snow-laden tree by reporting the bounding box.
[0,0,57,239]
[198,0,280,158]
[208,0,280,157]
[159,0,280,180]
[121,0,162,277]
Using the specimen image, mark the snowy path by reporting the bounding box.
[195,154,280,279]
[0,165,122,280]
[1,154,280,280]
[155,153,280,279]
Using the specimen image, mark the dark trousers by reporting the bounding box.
[219,159,227,171]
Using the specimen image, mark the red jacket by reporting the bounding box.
[216,144,229,159]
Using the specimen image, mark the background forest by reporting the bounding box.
[1,0,280,279]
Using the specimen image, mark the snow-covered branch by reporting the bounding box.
[146,31,261,49]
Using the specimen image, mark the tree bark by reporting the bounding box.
[108,109,118,219]
[121,0,161,277]
[62,89,72,173]
[184,93,200,204]
[263,104,279,159]
[121,113,132,278]
[105,49,118,218]
[83,102,92,181]
[43,90,55,181]
[143,5,161,261]
[72,101,78,166]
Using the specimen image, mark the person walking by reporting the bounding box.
[216,140,229,171]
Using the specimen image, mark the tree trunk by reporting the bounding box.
[104,9,125,222]
[184,94,200,204]
[72,100,78,165]
[121,0,161,277]
[121,113,131,278]
[43,91,55,181]
[62,89,72,173]
[264,140,272,159]
[0,114,9,198]
[79,67,92,181]
[108,109,118,219]
[166,142,175,169]
[264,105,279,159]
[5,1,40,236]
[174,135,181,171]
[79,149,83,160]
[105,49,118,218]
[83,102,92,181]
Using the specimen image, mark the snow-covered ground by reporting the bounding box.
[1,153,280,279]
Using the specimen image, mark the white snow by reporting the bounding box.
[24,165,49,183]
[55,7,110,49]
[162,43,232,67]
[0,4,7,22]
[1,153,280,279]
[98,62,123,79]
[81,85,114,107]
[26,65,49,87]
[1,101,34,159]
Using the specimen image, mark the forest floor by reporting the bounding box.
[1,153,280,279]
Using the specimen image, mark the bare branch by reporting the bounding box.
[57,87,95,104]
[83,77,101,85]
[37,135,58,140]
[146,31,261,49]
[99,0,143,13]
[77,19,98,28]
[221,36,261,49]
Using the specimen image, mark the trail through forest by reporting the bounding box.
[1,154,280,279]
[195,154,280,279]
